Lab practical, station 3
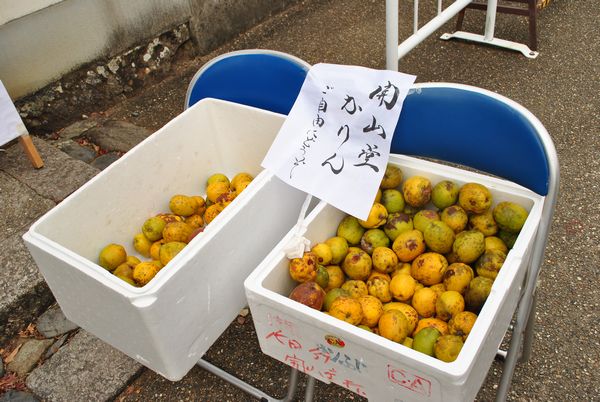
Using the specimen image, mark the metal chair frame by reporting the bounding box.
[393,82,559,401]
[184,50,558,401]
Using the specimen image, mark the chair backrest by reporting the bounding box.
[185,49,311,114]
[393,83,557,196]
[187,55,557,197]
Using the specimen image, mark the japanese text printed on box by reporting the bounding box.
[0,80,27,146]
[262,63,415,220]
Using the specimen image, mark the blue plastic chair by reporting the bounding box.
[185,49,311,113]
[395,83,559,401]
[185,52,559,401]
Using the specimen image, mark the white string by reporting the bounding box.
[282,194,313,259]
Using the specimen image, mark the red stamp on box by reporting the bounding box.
[387,364,431,397]
[325,335,345,348]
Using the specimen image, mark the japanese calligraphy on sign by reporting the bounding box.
[262,63,416,220]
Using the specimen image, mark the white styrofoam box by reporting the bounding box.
[23,98,311,381]
[245,153,544,402]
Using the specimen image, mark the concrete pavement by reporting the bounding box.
[1,0,598,401]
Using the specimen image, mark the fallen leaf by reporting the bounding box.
[116,384,140,401]
[4,344,22,364]
[0,373,27,393]
[18,323,37,337]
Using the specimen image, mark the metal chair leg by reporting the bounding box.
[520,291,538,363]
[304,375,316,402]
[495,281,538,401]
[197,358,300,402]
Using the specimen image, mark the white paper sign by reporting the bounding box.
[0,80,27,146]
[262,63,415,220]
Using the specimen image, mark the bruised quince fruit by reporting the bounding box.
[337,216,365,245]
[329,296,363,325]
[448,311,478,341]
[325,236,349,265]
[289,252,319,283]
[378,310,409,343]
[383,302,419,335]
[381,189,405,214]
[440,205,468,233]
[98,243,127,271]
[311,243,333,266]
[442,263,474,294]
[372,246,399,273]
[360,229,390,254]
[206,181,230,203]
[383,212,413,241]
[323,287,350,311]
[324,265,345,291]
[475,249,507,280]
[358,202,388,229]
[315,265,330,289]
[231,172,254,192]
[411,252,448,286]
[458,183,492,214]
[133,233,152,258]
[413,317,449,337]
[169,194,198,217]
[185,214,204,229]
[289,281,326,310]
[465,276,493,313]
[469,210,498,236]
[493,201,528,233]
[431,180,459,210]
[413,327,442,356]
[424,221,455,254]
[434,334,464,362]
[402,176,432,207]
[206,173,230,187]
[435,290,465,321]
[413,209,440,233]
[113,263,134,284]
[367,276,392,303]
[133,261,161,286]
[341,279,369,298]
[358,295,384,327]
[142,216,166,242]
[485,236,508,254]
[159,241,187,266]
[380,164,403,189]
[163,221,193,243]
[453,230,485,264]
[392,229,426,262]
[342,247,372,281]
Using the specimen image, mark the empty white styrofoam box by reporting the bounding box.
[23,98,311,381]
[244,153,543,402]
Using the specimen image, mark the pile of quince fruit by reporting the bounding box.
[97,172,254,287]
[287,164,529,363]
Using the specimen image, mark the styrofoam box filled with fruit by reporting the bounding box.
[23,98,310,381]
[244,153,543,402]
